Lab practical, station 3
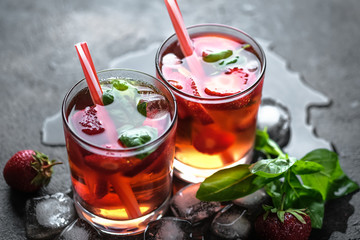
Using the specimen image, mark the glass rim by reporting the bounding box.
[155,23,266,102]
[62,68,178,152]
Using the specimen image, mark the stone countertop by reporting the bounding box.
[0,0,359,239]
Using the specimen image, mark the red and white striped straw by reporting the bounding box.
[164,0,207,96]
[164,0,193,57]
[74,42,142,219]
[75,42,103,105]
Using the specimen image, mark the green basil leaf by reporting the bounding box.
[196,164,263,201]
[112,79,129,91]
[280,171,325,229]
[202,50,233,63]
[300,149,359,201]
[137,101,147,117]
[249,156,297,178]
[264,180,283,210]
[102,81,145,127]
[255,129,285,157]
[291,160,324,175]
[102,90,114,105]
[118,125,157,147]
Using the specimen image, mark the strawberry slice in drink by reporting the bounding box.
[204,67,251,96]
[192,125,236,155]
[165,70,214,125]
[204,68,258,109]
[71,105,119,146]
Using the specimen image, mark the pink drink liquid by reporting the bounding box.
[63,77,175,222]
[158,30,264,181]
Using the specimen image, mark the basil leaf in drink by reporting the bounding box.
[102,90,114,105]
[137,101,147,117]
[118,125,158,160]
[202,50,233,63]
[102,79,145,126]
[291,160,324,175]
[242,44,251,49]
[300,149,359,200]
[224,57,238,65]
[118,125,158,148]
[249,156,297,178]
[196,164,265,201]
[112,79,129,91]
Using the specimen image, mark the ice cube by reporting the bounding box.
[232,189,270,218]
[25,192,77,239]
[170,183,223,223]
[144,217,192,240]
[162,53,182,66]
[257,98,291,147]
[56,218,102,240]
[211,204,252,240]
[139,93,169,119]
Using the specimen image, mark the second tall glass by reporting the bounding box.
[155,24,266,183]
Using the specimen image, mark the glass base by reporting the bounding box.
[174,150,253,183]
[74,194,170,236]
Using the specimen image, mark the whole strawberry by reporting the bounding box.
[3,150,62,193]
[254,206,311,240]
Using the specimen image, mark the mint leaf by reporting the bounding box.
[102,90,114,105]
[112,79,129,91]
[137,101,147,117]
[196,164,264,201]
[118,125,157,148]
[250,156,297,178]
[300,149,359,201]
[202,50,233,63]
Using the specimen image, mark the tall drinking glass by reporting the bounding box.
[62,69,177,235]
[156,24,266,183]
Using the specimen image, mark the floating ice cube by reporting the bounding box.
[25,192,77,239]
[257,98,291,147]
[170,183,223,223]
[139,93,169,119]
[56,218,101,240]
[144,217,192,240]
[162,53,182,66]
[211,204,252,240]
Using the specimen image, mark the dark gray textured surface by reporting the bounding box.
[0,0,359,239]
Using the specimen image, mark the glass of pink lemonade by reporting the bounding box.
[156,24,266,183]
[62,69,177,235]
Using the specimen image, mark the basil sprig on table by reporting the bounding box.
[196,129,359,229]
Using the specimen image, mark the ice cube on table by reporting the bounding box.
[144,217,192,240]
[57,218,101,240]
[232,188,270,218]
[257,98,291,147]
[211,204,252,240]
[25,192,77,239]
[170,183,223,223]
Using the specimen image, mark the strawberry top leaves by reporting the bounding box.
[196,129,359,229]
